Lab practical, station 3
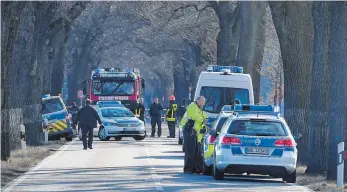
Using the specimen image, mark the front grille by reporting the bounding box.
[118,124,138,127]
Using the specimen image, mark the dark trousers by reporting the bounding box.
[195,142,203,171]
[168,121,176,137]
[151,116,162,136]
[184,128,197,172]
[81,125,93,148]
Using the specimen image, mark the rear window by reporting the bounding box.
[216,117,228,132]
[42,98,64,114]
[227,120,287,136]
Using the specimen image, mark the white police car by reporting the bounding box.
[211,105,301,183]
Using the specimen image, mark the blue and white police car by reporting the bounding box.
[211,104,301,183]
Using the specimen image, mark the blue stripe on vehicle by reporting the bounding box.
[271,149,283,157]
[231,147,243,155]
[220,145,230,149]
[284,147,295,152]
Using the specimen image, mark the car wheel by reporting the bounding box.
[98,127,110,141]
[114,136,122,141]
[283,170,296,183]
[213,157,224,180]
[65,135,73,142]
[133,135,145,141]
[203,162,212,176]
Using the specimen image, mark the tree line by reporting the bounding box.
[1,1,346,180]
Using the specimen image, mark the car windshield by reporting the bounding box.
[100,108,134,118]
[92,80,135,96]
[42,98,64,114]
[215,117,228,132]
[227,120,287,136]
[200,86,249,113]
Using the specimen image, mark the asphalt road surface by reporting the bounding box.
[5,125,312,192]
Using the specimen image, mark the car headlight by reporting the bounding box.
[104,122,117,126]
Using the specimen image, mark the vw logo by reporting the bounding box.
[255,138,261,146]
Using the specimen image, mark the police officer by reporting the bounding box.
[149,97,163,137]
[135,98,145,123]
[166,95,178,138]
[74,99,104,150]
[68,102,80,129]
[180,96,206,173]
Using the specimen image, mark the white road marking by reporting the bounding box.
[145,145,163,191]
[3,139,77,192]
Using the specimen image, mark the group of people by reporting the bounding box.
[70,94,208,175]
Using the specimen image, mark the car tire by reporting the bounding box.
[65,135,73,142]
[203,162,212,176]
[213,157,224,180]
[283,170,296,183]
[114,136,122,141]
[133,135,145,141]
[98,127,110,141]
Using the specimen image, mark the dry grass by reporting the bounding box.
[1,140,67,188]
[297,166,347,192]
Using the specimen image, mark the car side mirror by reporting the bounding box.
[293,133,302,141]
[209,129,217,137]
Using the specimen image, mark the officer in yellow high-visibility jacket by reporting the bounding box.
[181,96,207,173]
[166,95,178,138]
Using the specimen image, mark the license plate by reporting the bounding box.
[246,147,270,155]
[123,128,133,131]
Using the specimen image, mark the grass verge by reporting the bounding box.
[297,166,347,192]
[1,140,67,188]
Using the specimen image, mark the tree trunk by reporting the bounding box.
[236,1,266,104]
[269,2,314,164]
[327,2,347,180]
[306,1,330,174]
[216,3,240,66]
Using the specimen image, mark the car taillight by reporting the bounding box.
[208,136,216,143]
[221,136,241,145]
[274,139,295,147]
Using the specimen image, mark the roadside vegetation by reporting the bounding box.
[1,140,67,188]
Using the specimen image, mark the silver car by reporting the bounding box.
[79,107,146,141]
[211,113,301,183]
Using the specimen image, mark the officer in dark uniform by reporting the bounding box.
[135,98,146,123]
[149,97,163,137]
[75,99,104,150]
[178,98,187,122]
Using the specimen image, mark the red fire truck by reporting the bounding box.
[84,68,145,110]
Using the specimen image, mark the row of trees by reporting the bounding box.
[2,1,346,180]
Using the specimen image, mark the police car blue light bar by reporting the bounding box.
[207,65,243,73]
[233,104,273,112]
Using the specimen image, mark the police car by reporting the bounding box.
[202,107,233,175]
[42,94,73,141]
[211,104,302,183]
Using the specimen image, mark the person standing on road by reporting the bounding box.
[74,99,104,150]
[180,96,206,173]
[135,97,146,124]
[166,95,178,138]
[68,102,80,129]
[149,97,163,137]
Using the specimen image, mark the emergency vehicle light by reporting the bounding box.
[207,65,243,73]
[233,104,273,112]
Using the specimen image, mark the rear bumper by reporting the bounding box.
[215,149,297,175]
[49,128,73,137]
[106,130,146,137]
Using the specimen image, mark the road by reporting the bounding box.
[5,125,312,192]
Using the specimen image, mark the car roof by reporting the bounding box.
[219,111,233,118]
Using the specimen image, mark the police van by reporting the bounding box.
[178,65,254,146]
[194,65,254,127]
[42,94,73,141]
